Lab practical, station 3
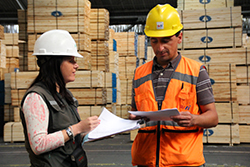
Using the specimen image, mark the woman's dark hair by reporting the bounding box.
[29,56,74,107]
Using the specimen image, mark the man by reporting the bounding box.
[129,4,218,167]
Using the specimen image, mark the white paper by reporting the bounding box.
[88,107,140,141]
[128,108,180,121]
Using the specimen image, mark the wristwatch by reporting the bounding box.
[66,127,74,140]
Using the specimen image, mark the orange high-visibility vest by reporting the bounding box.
[131,56,205,167]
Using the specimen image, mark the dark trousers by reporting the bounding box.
[138,165,205,167]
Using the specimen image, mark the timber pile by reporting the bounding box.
[137,35,147,66]
[0,25,4,39]
[90,8,109,41]
[2,33,19,76]
[178,0,246,145]
[0,38,6,79]
[3,0,120,142]
[178,6,242,49]
[177,0,234,10]
[26,0,91,71]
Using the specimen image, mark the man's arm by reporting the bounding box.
[171,102,218,128]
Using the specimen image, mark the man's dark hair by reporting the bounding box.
[29,56,74,107]
[175,30,182,37]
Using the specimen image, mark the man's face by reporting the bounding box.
[150,32,182,67]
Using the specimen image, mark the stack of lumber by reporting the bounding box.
[114,32,137,57]
[145,46,154,62]
[26,0,91,71]
[0,25,4,39]
[0,28,6,79]
[90,8,109,41]
[107,29,120,105]
[177,6,242,49]
[137,35,147,66]
[177,0,244,145]
[2,33,19,75]
[90,8,110,72]
[91,40,109,71]
[177,0,234,10]
[17,9,28,71]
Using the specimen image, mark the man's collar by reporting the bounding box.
[153,52,181,70]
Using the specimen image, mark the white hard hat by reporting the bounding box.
[33,29,83,58]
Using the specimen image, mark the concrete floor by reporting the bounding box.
[0,134,250,167]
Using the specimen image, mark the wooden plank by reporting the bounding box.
[6,46,19,58]
[231,124,240,144]
[236,65,250,84]
[11,70,104,89]
[91,41,109,55]
[137,35,146,59]
[11,71,38,89]
[4,105,14,122]
[2,33,19,45]
[239,125,250,143]
[216,102,239,123]
[12,122,25,142]
[0,25,4,39]
[91,55,109,72]
[237,85,250,105]
[118,56,137,80]
[27,0,91,34]
[70,88,107,105]
[182,7,241,29]
[206,63,236,83]
[238,105,250,124]
[67,70,104,88]
[180,27,242,49]
[76,51,91,70]
[3,122,14,142]
[207,124,231,144]
[177,0,234,10]
[181,48,249,65]
[212,83,237,102]
[0,41,6,56]
[78,106,103,120]
[114,32,137,56]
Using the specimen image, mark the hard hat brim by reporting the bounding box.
[33,52,83,58]
[144,26,183,37]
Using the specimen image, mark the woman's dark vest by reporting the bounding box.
[20,82,82,167]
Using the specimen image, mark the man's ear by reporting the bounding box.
[177,32,183,44]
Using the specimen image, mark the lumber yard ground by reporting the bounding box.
[0,134,250,167]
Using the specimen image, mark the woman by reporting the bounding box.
[20,29,100,167]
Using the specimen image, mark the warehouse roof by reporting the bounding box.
[1,0,250,25]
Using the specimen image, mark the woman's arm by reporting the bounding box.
[22,93,65,155]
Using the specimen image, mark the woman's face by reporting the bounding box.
[60,56,79,84]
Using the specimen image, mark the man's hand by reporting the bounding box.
[171,111,197,127]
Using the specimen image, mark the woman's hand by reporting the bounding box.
[72,116,100,135]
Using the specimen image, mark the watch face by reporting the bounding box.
[66,128,73,139]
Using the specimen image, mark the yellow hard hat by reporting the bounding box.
[144,4,183,37]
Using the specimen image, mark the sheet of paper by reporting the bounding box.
[88,107,140,141]
[128,108,180,121]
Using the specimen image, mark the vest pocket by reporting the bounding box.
[178,88,195,112]
[132,128,157,166]
[161,127,203,166]
[134,92,156,111]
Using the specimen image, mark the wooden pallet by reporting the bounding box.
[177,0,234,10]
[180,6,241,29]
[27,0,91,34]
[179,27,242,49]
